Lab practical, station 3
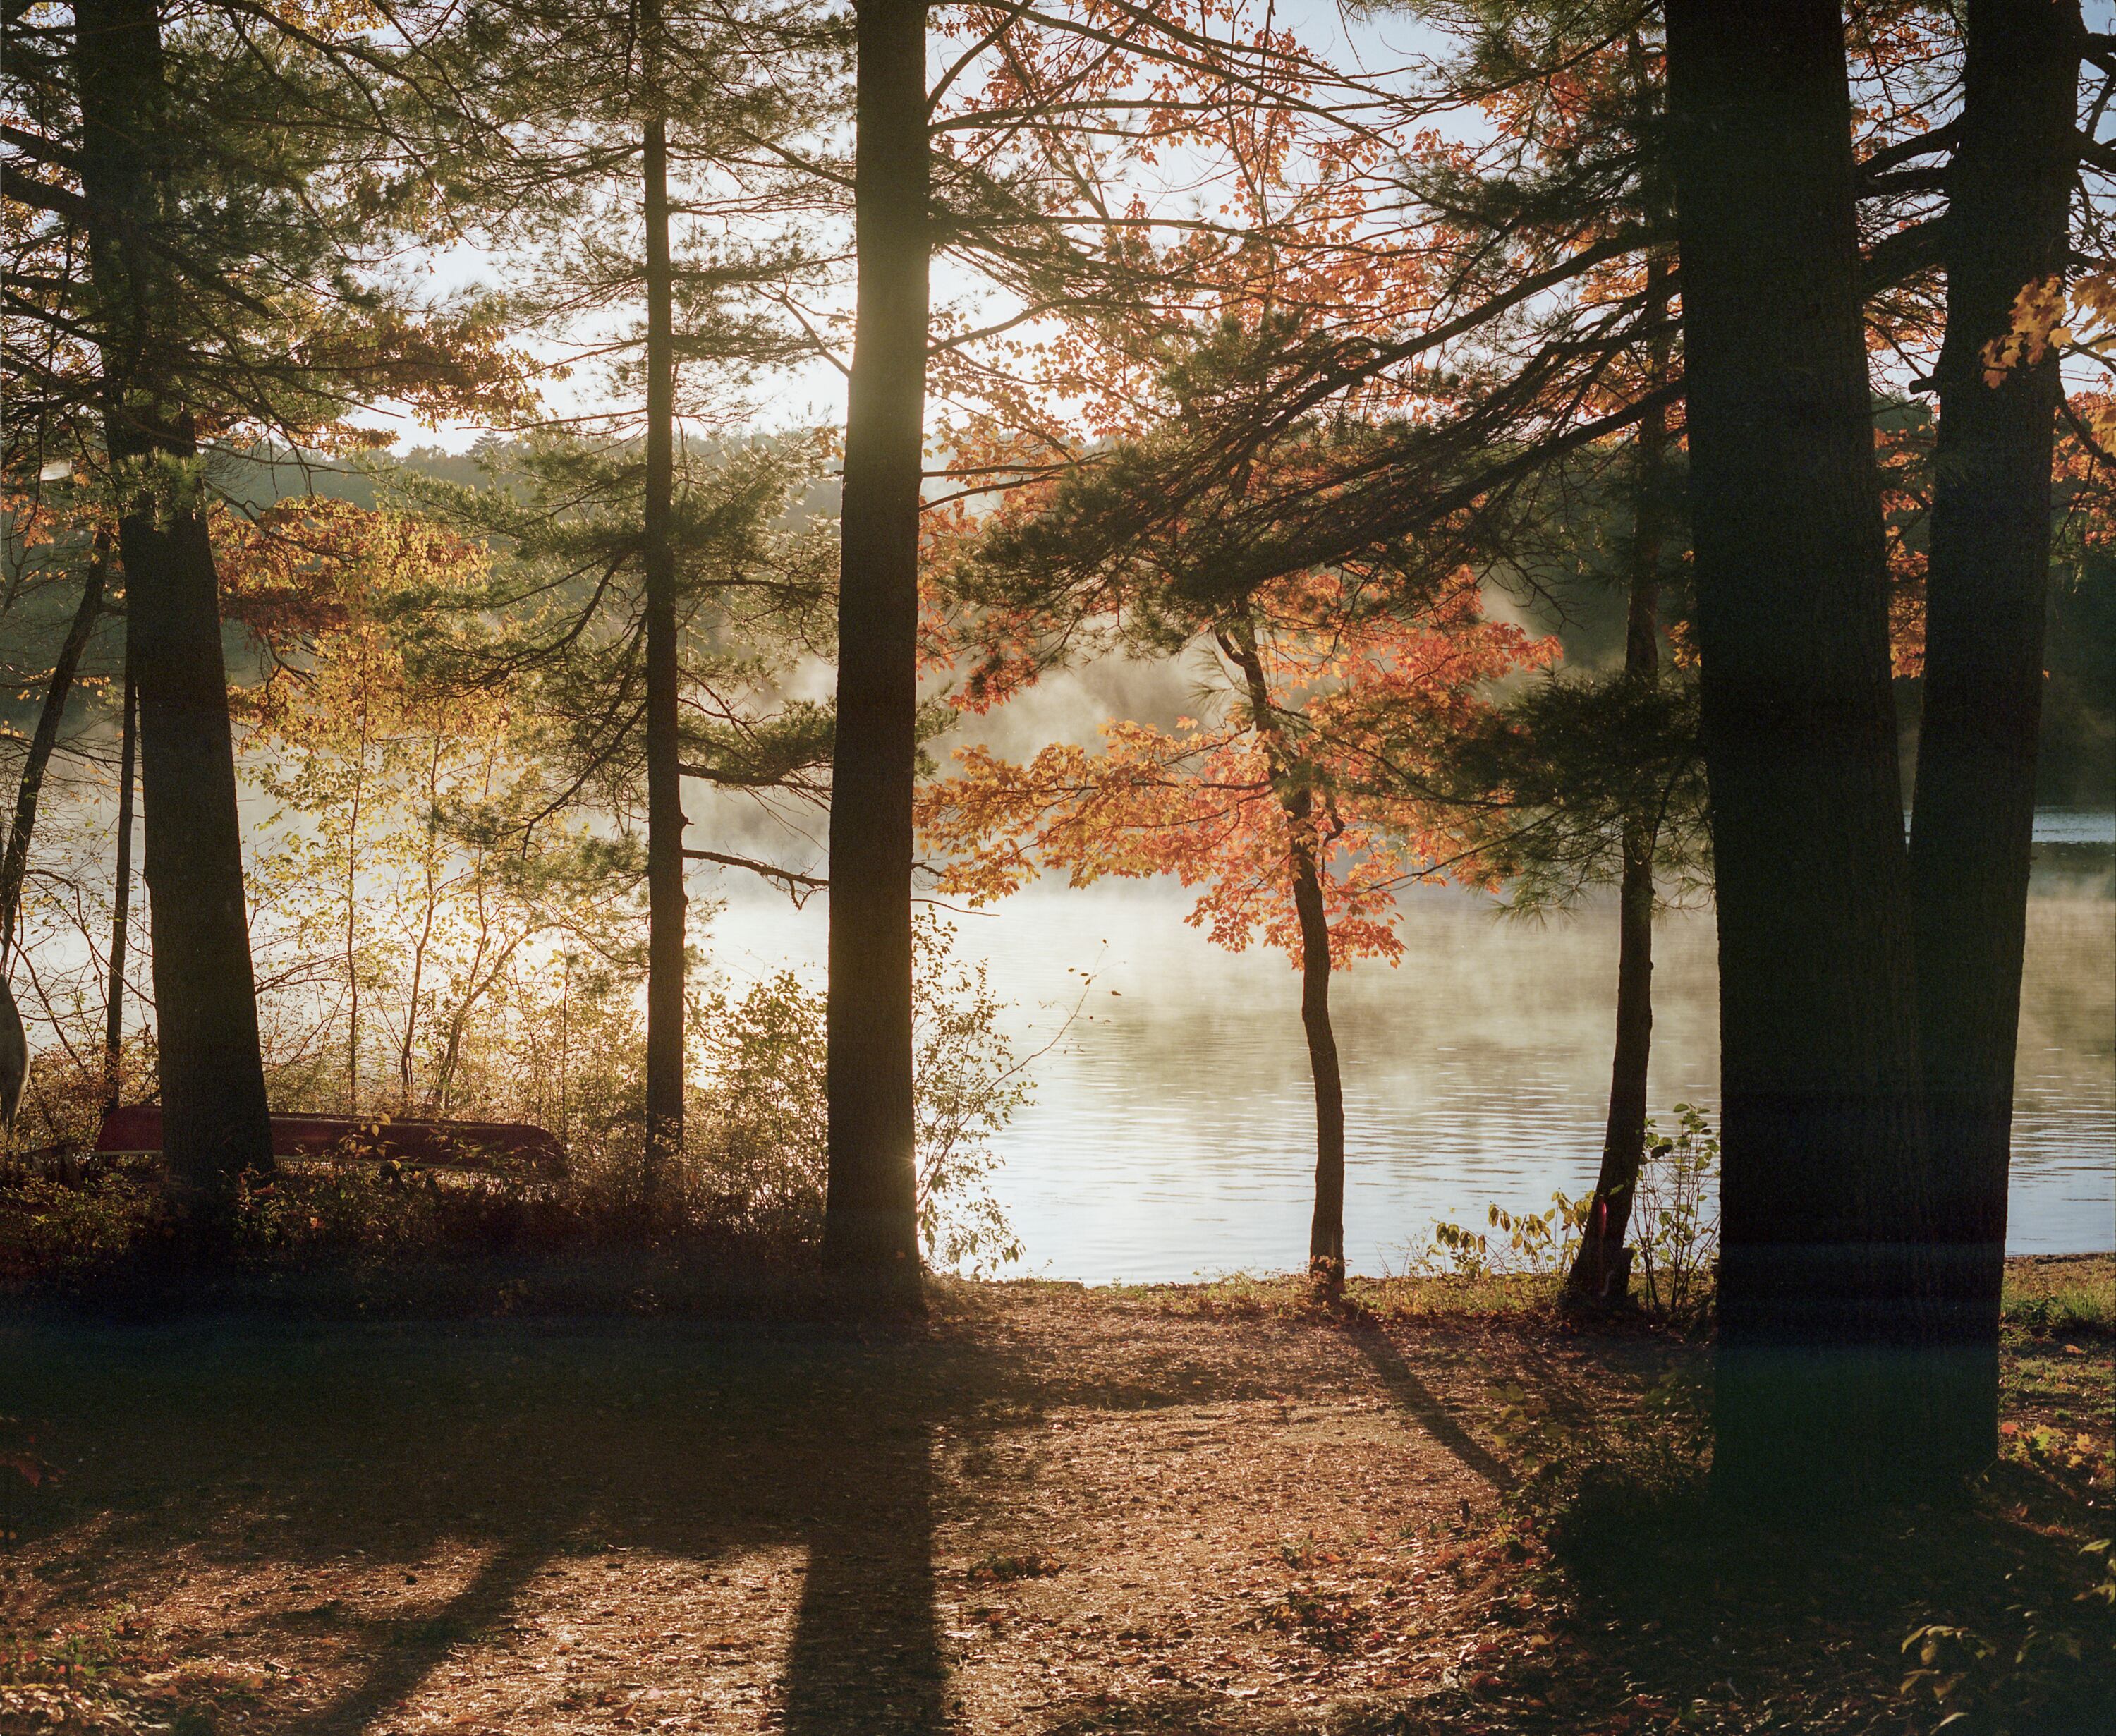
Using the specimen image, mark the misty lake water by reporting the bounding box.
[705,817,2115,1283]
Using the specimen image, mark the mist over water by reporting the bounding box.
[705,830,2115,1284]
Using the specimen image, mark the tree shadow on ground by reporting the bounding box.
[781,1405,947,1736]
[0,1313,992,1735]
[304,1538,552,1736]
[1342,1314,1516,1495]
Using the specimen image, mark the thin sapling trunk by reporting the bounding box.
[1566,260,1670,1309]
[1223,624,1348,1293]
[0,540,107,1133]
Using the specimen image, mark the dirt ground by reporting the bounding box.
[0,1275,2108,1735]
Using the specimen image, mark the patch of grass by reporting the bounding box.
[2004,1254,2114,1340]
[0,1646,294,1736]
[1088,1272,1317,1317]
[0,1608,162,1688]
[1097,1268,1569,1324]
[1276,1534,1351,1572]
[1348,1271,1565,1322]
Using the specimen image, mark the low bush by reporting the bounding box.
[1393,1103,1722,1321]
[0,918,1030,1295]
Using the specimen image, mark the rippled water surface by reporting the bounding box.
[707,827,2115,1282]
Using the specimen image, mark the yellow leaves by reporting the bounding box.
[217,497,495,744]
[257,0,386,38]
[1978,270,2116,391]
[290,309,539,436]
[1982,275,2070,387]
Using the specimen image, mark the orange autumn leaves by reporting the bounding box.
[918,576,1554,970]
[216,496,499,746]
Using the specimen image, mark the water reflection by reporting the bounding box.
[704,842,2114,1283]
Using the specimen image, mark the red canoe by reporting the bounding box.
[92,1105,567,1177]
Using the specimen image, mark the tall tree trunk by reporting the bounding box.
[1291,806,1346,1290]
[1223,627,1346,1289]
[1909,0,2081,1475]
[822,0,929,1287]
[1662,0,1935,1510]
[73,0,272,1220]
[640,14,687,1206]
[1566,260,1670,1310]
[105,662,136,1115]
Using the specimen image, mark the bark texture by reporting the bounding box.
[1662,0,1934,1507]
[822,0,930,1285]
[1908,0,2081,1474]
[640,32,687,1201]
[106,664,137,1114]
[73,0,273,1217]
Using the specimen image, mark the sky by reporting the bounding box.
[372,1,1459,452]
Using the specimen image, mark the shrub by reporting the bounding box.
[1398,1103,1721,1319]
[1630,1103,1720,1316]
[682,916,1028,1275]
[1401,1194,1589,1284]
[0,918,1028,1286]
[0,1158,165,1283]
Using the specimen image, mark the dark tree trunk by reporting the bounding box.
[106,662,137,1114]
[0,542,109,957]
[1567,285,1670,1310]
[1223,628,1346,1289]
[1291,808,1346,1291]
[1909,0,2081,1474]
[1662,0,1935,1509]
[73,0,272,1218]
[640,24,686,1204]
[121,460,275,1210]
[1569,830,1655,1306]
[822,0,930,1287]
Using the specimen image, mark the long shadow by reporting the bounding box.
[781,1397,947,1735]
[305,1538,552,1736]
[1344,1315,1516,1493]
[0,1312,1007,1735]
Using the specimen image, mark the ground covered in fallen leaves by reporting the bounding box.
[0,1260,2109,1735]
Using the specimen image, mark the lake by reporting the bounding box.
[703,821,2115,1283]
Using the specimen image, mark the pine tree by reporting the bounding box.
[1662,0,1934,1509]
[392,0,836,1196]
[4,0,526,1223]
[1908,0,2084,1476]
[823,0,930,1284]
